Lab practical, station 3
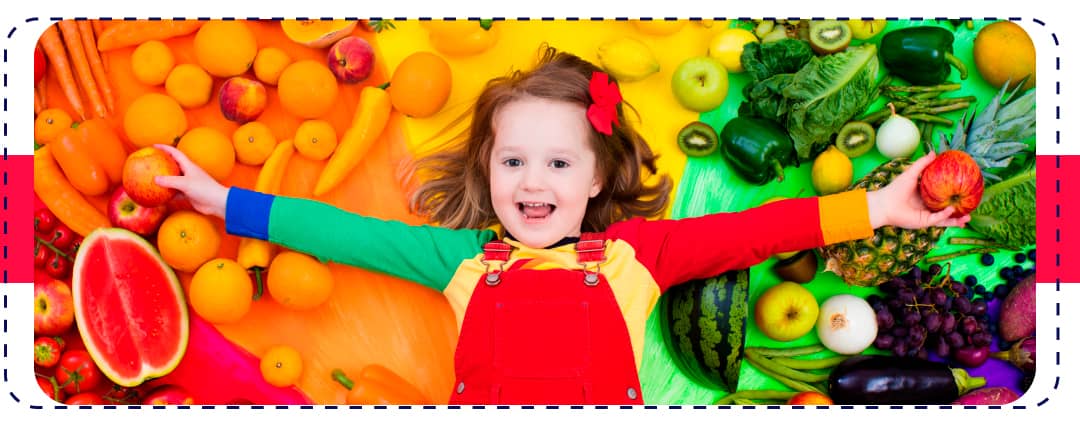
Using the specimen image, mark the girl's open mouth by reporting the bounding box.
[518,202,556,221]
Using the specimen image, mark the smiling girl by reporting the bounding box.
[155,46,968,405]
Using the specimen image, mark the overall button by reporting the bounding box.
[627,387,637,400]
[456,382,466,394]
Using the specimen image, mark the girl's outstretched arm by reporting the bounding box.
[153,144,493,291]
[606,151,969,292]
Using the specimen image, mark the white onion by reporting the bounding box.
[816,294,877,355]
[875,104,921,159]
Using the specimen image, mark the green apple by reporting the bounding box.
[753,281,819,342]
[760,197,799,260]
[671,56,729,112]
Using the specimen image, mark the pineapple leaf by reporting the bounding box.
[986,142,1031,159]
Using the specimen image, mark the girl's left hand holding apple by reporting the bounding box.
[866,152,971,230]
[152,144,229,220]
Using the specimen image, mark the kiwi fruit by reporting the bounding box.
[808,20,853,55]
[834,121,876,158]
[677,121,719,157]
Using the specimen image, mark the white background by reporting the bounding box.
[0,0,1073,422]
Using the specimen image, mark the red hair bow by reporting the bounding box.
[587,71,622,136]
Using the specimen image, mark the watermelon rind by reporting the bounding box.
[72,227,190,387]
[659,269,750,393]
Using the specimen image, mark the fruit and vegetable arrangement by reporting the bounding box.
[30,18,1037,405]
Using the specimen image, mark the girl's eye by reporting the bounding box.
[503,158,523,167]
[550,160,569,169]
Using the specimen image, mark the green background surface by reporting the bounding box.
[637,19,1037,404]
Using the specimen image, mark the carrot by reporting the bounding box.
[39,25,86,120]
[57,20,107,119]
[77,20,114,114]
[96,20,204,52]
[92,20,105,38]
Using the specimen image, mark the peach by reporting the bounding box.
[122,147,182,208]
[219,77,268,124]
[327,36,374,84]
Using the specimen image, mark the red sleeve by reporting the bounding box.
[605,194,867,293]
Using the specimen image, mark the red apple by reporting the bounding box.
[787,391,834,405]
[122,147,181,208]
[219,77,268,124]
[327,36,374,84]
[34,279,75,336]
[918,150,985,218]
[142,385,195,405]
[108,186,168,237]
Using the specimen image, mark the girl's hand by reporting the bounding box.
[867,151,972,230]
[153,144,229,219]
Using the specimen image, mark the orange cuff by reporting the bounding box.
[818,189,874,245]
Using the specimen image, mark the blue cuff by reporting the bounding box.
[225,187,274,240]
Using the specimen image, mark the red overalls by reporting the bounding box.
[448,234,645,405]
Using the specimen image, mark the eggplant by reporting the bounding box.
[828,355,986,405]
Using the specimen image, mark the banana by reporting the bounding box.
[596,37,661,83]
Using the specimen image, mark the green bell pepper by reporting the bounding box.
[880,26,968,86]
[719,117,796,185]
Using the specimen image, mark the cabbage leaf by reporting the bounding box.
[969,168,1036,248]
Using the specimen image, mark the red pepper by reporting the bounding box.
[34,46,46,84]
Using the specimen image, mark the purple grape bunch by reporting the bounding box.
[868,263,994,367]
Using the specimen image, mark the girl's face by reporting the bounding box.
[489,97,602,248]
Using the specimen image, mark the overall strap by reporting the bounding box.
[481,240,513,286]
[576,233,607,286]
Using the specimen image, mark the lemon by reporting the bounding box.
[811,146,853,196]
[597,37,661,82]
[847,20,888,40]
[707,29,759,73]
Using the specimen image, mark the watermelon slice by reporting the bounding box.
[72,228,189,387]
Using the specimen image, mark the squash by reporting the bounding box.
[280,20,357,48]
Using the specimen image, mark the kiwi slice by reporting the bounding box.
[808,20,852,55]
[677,121,719,157]
[835,121,876,158]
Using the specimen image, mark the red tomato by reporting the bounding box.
[44,253,71,280]
[34,242,53,269]
[50,225,75,250]
[36,376,64,402]
[34,336,63,367]
[34,208,57,236]
[55,350,104,395]
[34,46,46,84]
[65,392,106,405]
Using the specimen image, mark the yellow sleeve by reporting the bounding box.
[818,189,874,245]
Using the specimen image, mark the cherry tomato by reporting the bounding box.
[55,350,103,395]
[34,242,53,269]
[50,225,75,250]
[68,236,83,259]
[65,392,106,405]
[44,254,71,280]
[103,384,142,405]
[34,46,46,85]
[34,336,63,367]
[34,208,57,236]
[37,376,64,402]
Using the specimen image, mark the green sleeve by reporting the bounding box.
[266,195,496,292]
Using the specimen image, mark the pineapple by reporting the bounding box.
[938,79,1036,183]
[818,160,945,287]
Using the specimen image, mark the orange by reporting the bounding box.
[130,40,176,86]
[260,345,304,388]
[189,258,253,324]
[277,60,339,119]
[253,47,293,86]
[293,119,338,161]
[266,251,335,311]
[123,93,189,148]
[193,21,258,78]
[232,121,277,166]
[388,52,452,118]
[973,21,1036,91]
[157,210,222,273]
[177,126,236,182]
[165,64,214,109]
[34,108,73,145]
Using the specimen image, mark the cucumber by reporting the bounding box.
[659,269,750,393]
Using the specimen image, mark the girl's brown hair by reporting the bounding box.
[408,45,672,233]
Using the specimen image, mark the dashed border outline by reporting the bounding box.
[0,15,1058,410]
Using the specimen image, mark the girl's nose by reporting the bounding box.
[520,165,546,191]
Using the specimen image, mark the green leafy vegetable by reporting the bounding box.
[739,39,816,83]
[968,168,1036,248]
[740,44,881,161]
